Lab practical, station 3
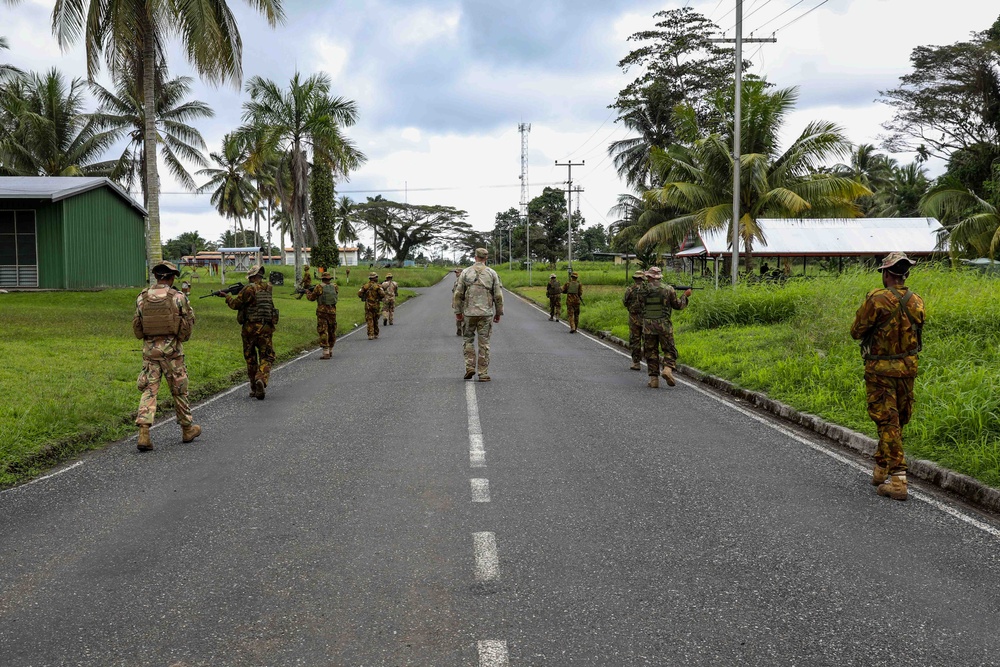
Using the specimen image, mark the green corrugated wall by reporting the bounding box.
[62,187,146,288]
[34,200,64,289]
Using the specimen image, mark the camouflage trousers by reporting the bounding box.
[382,297,396,324]
[317,311,337,348]
[644,318,678,377]
[365,306,381,337]
[566,302,581,331]
[548,296,561,319]
[136,353,193,426]
[242,324,276,387]
[628,312,644,364]
[865,372,914,474]
[463,316,493,376]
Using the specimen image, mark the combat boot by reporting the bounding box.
[629,362,641,371]
[464,369,476,380]
[182,424,202,443]
[870,465,889,486]
[662,367,676,387]
[383,317,388,326]
[877,473,908,501]
[255,378,266,400]
[648,376,659,389]
[137,425,153,451]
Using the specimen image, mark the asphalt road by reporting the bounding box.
[2,277,1000,667]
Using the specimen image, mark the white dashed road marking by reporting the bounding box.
[473,532,500,582]
[471,478,491,503]
[478,640,510,666]
[467,382,486,468]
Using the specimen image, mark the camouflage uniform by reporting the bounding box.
[452,269,464,335]
[562,275,583,332]
[851,281,925,476]
[295,265,313,299]
[226,281,278,395]
[453,253,504,380]
[306,277,338,358]
[381,276,399,325]
[133,283,195,427]
[642,280,687,378]
[622,272,647,367]
[358,274,386,339]
[545,275,562,321]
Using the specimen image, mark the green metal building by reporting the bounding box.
[0,177,147,289]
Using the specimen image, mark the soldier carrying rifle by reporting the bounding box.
[642,266,691,389]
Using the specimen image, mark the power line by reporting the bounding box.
[707,0,727,22]
[566,108,618,159]
[771,0,831,33]
[157,182,568,196]
[737,0,778,29]
[746,0,806,33]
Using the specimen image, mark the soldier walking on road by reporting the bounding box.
[306,271,338,359]
[562,271,583,333]
[622,270,647,370]
[850,252,924,502]
[642,266,690,389]
[545,273,562,321]
[452,268,464,336]
[133,261,201,451]
[381,272,399,326]
[220,264,278,399]
[358,271,386,339]
[454,248,504,382]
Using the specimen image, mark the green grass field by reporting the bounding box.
[515,265,1000,488]
[0,265,451,486]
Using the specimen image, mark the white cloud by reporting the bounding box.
[311,35,350,81]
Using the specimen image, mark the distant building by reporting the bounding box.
[0,177,146,289]
[283,246,359,266]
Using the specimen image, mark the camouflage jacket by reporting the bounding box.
[622,282,645,314]
[851,286,925,377]
[453,262,504,317]
[642,282,687,321]
[132,284,194,359]
[358,280,386,309]
[381,280,399,299]
[562,280,583,305]
[545,279,562,298]
[306,282,338,314]
[226,282,278,331]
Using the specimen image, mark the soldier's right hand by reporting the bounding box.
[684,289,693,297]
[455,313,464,321]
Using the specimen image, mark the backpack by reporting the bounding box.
[139,286,181,337]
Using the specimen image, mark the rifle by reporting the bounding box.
[669,285,704,292]
[292,285,316,296]
[201,282,245,299]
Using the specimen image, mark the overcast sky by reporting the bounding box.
[3,0,999,251]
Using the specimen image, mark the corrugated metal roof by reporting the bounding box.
[686,218,945,257]
[0,176,146,215]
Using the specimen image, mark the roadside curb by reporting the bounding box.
[594,330,1000,514]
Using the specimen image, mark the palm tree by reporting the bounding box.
[641,81,870,271]
[18,0,285,271]
[197,133,259,241]
[833,143,897,216]
[0,68,117,176]
[90,67,213,203]
[335,195,358,246]
[1,36,23,82]
[875,162,931,218]
[237,72,365,283]
[921,180,1000,257]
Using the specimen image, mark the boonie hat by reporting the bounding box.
[878,252,917,274]
[152,261,180,277]
[369,271,378,279]
[632,271,645,279]
[247,264,265,277]
[571,272,579,278]
[645,266,663,278]
[386,273,393,278]
[320,271,332,280]
[549,273,557,279]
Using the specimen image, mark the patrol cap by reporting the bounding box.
[368,271,378,279]
[645,266,663,279]
[320,271,332,280]
[632,270,645,279]
[247,264,265,277]
[878,252,917,274]
[151,261,180,277]
[475,247,489,259]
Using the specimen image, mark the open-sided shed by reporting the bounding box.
[0,176,147,289]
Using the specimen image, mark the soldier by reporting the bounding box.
[454,248,504,381]
[179,280,192,298]
[295,264,313,299]
[545,273,562,321]
[642,266,690,389]
[381,272,399,326]
[132,261,201,451]
[452,268,464,336]
[850,252,924,501]
[306,271,338,359]
[219,264,278,399]
[562,271,584,333]
[622,270,647,371]
[357,271,386,339]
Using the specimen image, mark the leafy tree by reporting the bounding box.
[162,231,211,260]
[875,162,930,218]
[0,36,22,83]
[609,7,732,188]
[17,0,285,271]
[238,72,364,283]
[336,195,358,246]
[529,187,569,265]
[943,142,1000,199]
[879,16,1000,162]
[197,133,259,239]
[0,68,117,176]
[921,166,1000,257]
[91,68,212,202]
[353,199,471,267]
[309,160,338,270]
[833,143,897,217]
[642,81,870,270]
[218,229,267,249]
[577,224,608,260]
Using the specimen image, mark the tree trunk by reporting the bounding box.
[142,29,162,278]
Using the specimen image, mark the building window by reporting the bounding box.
[0,209,38,287]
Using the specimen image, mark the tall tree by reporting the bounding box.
[309,159,338,270]
[577,224,608,261]
[22,0,285,272]
[196,133,259,241]
[921,171,1000,257]
[353,199,471,267]
[0,68,117,176]
[529,187,569,265]
[0,36,23,83]
[335,195,358,246]
[238,72,364,283]
[875,162,930,218]
[833,143,897,216]
[90,68,212,201]
[162,230,211,260]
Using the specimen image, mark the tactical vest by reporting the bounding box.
[139,286,181,336]
[643,287,668,320]
[382,281,397,298]
[318,284,338,306]
[861,287,922,361]
[546,281,561,297]
[566,281,580,295]
[247,285,275,323]
[466,266,495,305]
